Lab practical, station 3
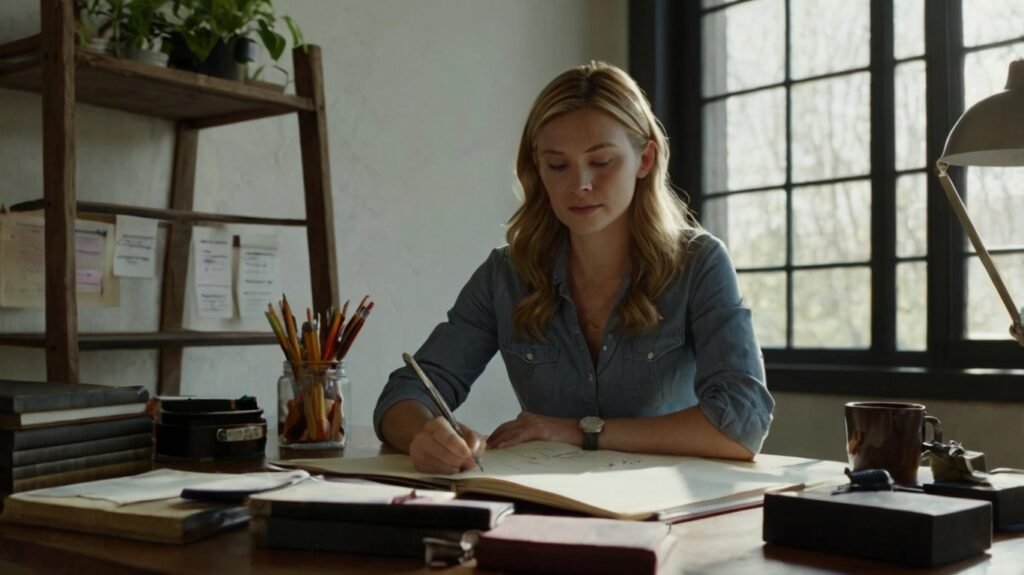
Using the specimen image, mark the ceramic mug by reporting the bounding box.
[844,402,943,485]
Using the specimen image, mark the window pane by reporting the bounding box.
[963,0,1024,48]
[966,254,1024,340]
[790,0,870,80]
[793,267,871,348]
[791,73,871,182]
[964,167,1024,250]
[702,191,787,268]
[897,261,927,351]
[896,174,927,258]
[703,0,731,8]
[702,0,786,97]
[792,180,871,265]
[893,0,924,60]
[703,88,787,193]
[964,44,1024,109]
[895,60,926,171]
[736,271,787,348]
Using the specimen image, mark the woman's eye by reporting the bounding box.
[592,158,613,167]
[546,164,568,172]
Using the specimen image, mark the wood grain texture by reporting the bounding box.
[294,45,339,314]
[10,199,307,227]
[40,0,78,384]
[0,332,278,350]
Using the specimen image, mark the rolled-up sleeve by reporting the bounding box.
[372,249,502,442]
[687,237,774,454]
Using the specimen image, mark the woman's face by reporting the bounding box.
[535,107,654,241]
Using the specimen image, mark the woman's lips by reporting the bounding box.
[568,205,600,215]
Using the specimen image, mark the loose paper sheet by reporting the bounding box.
[280,441,847,519]
[0,212,119,308]
[113,215,158,278]
[236,234,281,318]
[26,468,310,506]
[192,226,234,319]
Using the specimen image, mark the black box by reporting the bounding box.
[154,397,266,461]
[924,474,1024,530]
[763,490,992,567]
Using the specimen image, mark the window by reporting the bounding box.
[630,0,1024,394]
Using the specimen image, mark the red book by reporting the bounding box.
[475,515,675,575]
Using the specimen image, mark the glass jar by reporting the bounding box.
[277,360,348,449]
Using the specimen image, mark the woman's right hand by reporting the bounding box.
[408,416,485,474]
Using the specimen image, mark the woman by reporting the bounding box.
[374,62,773,474]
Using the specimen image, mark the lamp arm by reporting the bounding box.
[936,162,1022,340]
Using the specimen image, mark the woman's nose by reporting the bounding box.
[572,168,593,193]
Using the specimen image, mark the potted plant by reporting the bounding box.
[76,0,170,66]
[162,0,304,82]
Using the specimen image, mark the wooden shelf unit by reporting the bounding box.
[0,0,339,394]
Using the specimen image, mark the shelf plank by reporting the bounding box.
[10,199,307,227]
[0,36,315,125]
[0,332,279,351]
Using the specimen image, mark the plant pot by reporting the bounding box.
[87,38,115,55]
[125,46,168,67]
[167,35,242,81]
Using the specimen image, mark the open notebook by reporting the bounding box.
[277,442,847,521]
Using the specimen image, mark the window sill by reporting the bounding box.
[766,363,1024,402]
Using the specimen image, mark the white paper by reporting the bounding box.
[192,226,234,319]
[0,213,119,308]
[113,215,158,278]
[26,468,311,506]
[236,234,281,318]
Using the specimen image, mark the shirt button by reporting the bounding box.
[601,345,607,351]
[526,353,534,361]
[647,351,655,360]
[588,374,594,382]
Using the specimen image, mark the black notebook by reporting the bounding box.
[0,380,149,429]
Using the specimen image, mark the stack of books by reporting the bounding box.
[249,480,514,557]
[0,379,153,497]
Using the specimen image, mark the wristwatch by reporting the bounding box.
[579,416,605,450]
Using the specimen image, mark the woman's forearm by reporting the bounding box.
[599,406,753,460]
[379,399,435,453]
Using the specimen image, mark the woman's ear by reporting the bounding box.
[637,140,656,179]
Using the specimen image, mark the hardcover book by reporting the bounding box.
[0,416,153,450]
[475,515,675,575]
[8,458,153,493]
[252,515,467,557]
[763,489,992,567]
[2,446,153,484]
[1,432,152,467]
[0,380,148,413]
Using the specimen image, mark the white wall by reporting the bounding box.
[0,0,628,435]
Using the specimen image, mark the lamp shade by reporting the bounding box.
[940,59,1024,167]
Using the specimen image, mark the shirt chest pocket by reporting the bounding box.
[500,342,560,408]
[623,330,686,399]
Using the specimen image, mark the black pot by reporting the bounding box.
[166,34,245,81]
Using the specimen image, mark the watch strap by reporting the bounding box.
[583,431,599,450]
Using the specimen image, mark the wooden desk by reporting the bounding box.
[2,428,1024,574]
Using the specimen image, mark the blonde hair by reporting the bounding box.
[507,61,701,342]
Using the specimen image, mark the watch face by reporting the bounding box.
[579,416,605,433]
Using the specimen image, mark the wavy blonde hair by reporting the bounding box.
[507,61,702,342]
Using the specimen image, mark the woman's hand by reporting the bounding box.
[408,416,485,474]
[487,412,583,449]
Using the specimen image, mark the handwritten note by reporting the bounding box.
[236,234,281,318]
[0,213,119,308]
[192,226,234,319]
[113,215,158,278]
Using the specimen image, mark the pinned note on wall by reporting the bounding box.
[236,234,281,318]
[0,212,120,308]
[113,215,158,279]
[192,226,234,319]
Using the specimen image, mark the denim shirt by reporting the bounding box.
[373,232,774,454]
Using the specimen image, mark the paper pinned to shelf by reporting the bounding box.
[236,233,281,318]
[191,226,234,319]
[113,215,158,278]
[0,211,119,308]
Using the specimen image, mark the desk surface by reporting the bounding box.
[2,428,1023,574]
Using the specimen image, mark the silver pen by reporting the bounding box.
[402,353,483,471]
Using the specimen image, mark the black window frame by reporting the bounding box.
[629,0,1024,402]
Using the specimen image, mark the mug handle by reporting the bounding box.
[923,414,943,445]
